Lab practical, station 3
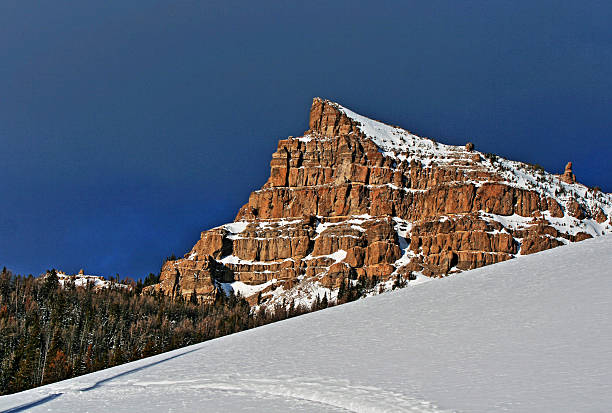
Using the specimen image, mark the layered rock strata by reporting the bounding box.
[147,98,612,306]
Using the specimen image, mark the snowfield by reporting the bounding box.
[2,236,612,412]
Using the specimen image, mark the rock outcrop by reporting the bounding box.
[148,98,612,306]
[51,270,131,291]
[561,161,576,184]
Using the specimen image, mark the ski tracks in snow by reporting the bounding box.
[3,373,454,412]
[119,375,453,413]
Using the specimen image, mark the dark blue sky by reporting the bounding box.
[1,1,611,278]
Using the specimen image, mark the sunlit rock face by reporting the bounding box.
[148,98,612,307]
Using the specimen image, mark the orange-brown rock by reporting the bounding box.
[365,263,396,279]
[321,262,353,288]
[593,207,607,224]
[455,251,513,270]
[545,197,564,218]
[365,242,402,266]
[148,98,611,304]
[521,236,564,255]
[574,232,593,242]
[566,199,586,219]
[158,256,233,301]
[190,229,232,259]
[344,246,365,267]
[560,161,576,184]
[308,98,359,138]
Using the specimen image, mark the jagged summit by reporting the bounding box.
[308,97,439,152]
[307,97,448,162]
[146,98,612,308]
[307,98,609,215]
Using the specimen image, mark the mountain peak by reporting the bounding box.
[307,98,460,161]
[146,99,612,308]
[308,97,360,137]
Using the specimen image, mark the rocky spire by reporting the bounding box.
[308,98,359,137]
[561,161,576,184]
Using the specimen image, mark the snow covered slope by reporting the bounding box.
[3,236,612,412]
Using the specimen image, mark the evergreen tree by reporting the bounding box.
[321,293,328,308]
[337,278,346,301]
[42,349,71,385]
[42,328,70,385]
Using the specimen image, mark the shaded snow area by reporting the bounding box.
[4,236,612,413]
[218,279,276,299]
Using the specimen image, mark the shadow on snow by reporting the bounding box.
[1,347,202,413]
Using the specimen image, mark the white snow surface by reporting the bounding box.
[218,279,276,299]
[3,236,612,412]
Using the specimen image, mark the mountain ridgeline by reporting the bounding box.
[146,98,612,307]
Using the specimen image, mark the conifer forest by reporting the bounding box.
[0,268,334,395]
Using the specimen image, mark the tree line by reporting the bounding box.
[0,267,410,395]
[0,268,323,395]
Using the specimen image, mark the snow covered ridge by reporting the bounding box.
[328,99,612,219]
[51,270,131,290]
[5,235,612,412]
[316,99,612,235]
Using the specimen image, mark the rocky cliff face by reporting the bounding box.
[147,98,612,307]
